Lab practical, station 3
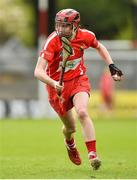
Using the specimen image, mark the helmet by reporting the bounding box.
[55,9,80,38]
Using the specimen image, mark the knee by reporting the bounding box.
[67,128,76,134]
[62,126,76,134]
[77,108,89,120]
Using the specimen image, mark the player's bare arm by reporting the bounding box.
[96,42,113,65]
[34,57,63,92]
[96,42,123,81]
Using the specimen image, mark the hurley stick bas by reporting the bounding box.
[58,37,73,96]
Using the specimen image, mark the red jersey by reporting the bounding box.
[39,28,99,81]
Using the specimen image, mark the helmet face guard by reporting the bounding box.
[55,9,80,38]
[55,21,73,38]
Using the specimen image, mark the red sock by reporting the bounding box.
[85,140,96,153]
[65,138,75,149]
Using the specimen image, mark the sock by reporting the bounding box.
[65,138,75,149]
[85,140,96,153]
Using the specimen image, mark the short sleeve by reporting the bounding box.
[40,48,54,62]
[39,32,57,62]
[91,36,99,48]
[84,30,99,48]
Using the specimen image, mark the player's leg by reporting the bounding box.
[73,92,95,141]
[59,108,81,165]
[47,84,81,165]
[59,108,76,141]
[73,92,101,170]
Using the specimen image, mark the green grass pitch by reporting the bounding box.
[0,91,137,179]
[0,117,137,179]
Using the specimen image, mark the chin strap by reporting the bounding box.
[69,25,78,40]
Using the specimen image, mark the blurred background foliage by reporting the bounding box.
[0,0,36,47]
[57,0,136,40]
[0,0,136,47]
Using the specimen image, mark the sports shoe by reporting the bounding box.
[88,151,101,170]
[65,145,82,165]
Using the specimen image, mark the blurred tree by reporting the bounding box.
[57,0,135,39]
[130,0,137,39]
[0,0,36,46]
[0,0,135,46]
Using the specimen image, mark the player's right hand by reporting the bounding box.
[53,81,63,96]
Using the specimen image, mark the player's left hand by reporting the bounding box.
[109,64,123,81]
